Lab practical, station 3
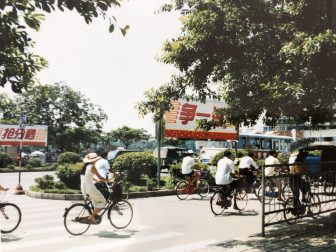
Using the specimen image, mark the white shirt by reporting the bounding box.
[215,157,234,185]
[264,155,280,176]
[94,158,110,180]
[238,156,259,170]
[181,156,195,174]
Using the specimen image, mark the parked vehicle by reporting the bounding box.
[199,147,227,164]
[153,146,190,169]
[108,149,143,165]
[289,142,336,194]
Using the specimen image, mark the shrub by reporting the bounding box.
[112,152,156,184]
[58,152,81,164]
[56,162,83,189]
[0,152,12,168]
[54,181,66,190]
[35,175,55,189]
[210,149,247,166]
[27,158,42,167]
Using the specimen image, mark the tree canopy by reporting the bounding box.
[138,0,336,129]
[0,0,127,93]
[1,83,107,150]
[108,126,150,149]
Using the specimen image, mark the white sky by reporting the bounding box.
[28,0,181,136]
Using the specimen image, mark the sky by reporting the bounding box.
[28,0,181,136]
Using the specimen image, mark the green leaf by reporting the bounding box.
[109,24,114,33]
[120,25,130,36]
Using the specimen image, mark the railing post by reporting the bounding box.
[261,163,265,237]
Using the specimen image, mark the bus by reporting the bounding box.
[237,133,294,159]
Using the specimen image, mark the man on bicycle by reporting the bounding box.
[181,150,201,189]
[215,150,240,209]
[238,151,259,191]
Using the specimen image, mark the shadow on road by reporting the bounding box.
[209,217,336,251]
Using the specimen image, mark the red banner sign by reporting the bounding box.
[164,100,237,140]
[0,125,48,146]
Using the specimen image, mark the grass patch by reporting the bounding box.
[30,185,81,194]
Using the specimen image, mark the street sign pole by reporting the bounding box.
[15,113,26,195]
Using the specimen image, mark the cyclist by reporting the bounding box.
[238,151,259,191]
[215,150,240,209]
[94,151,111,200]
[181,150,201,190]
[265,150,283,201]
[81,153,111,224]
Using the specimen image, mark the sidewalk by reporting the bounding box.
[195,216,336,252]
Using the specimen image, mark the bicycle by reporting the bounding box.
[175,171,210,200]
[257,176,293,204]
[63,182,133,236]
[210,179,248,215]
[0,193,22,234]
[283,175,321,225]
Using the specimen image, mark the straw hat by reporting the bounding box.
[83,153,101,163]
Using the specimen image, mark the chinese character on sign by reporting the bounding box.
[2,128,16,139]
[179,103,197,124]
[24,129,37,140]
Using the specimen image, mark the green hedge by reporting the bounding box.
[112,152,156,184]
[58,152,81,164]
[0,152,12,168]
[56,162,83,189]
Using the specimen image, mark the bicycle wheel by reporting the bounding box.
[308,193,321,216]
[108,200,133,229]
[257,182,274,204]
[210,192,225,215]
[176,181,189,200]
[0,203,21,234]
[283,197,298,225]
[121,185,130,201]
[281,184,293,201]
[63,203,92,236]
[323,179,335,195]
[197,179,210,198]
[234,188,248,211]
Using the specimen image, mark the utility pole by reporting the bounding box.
[15,113,26,195]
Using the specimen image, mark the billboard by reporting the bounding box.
[164,100,237,140]
[0,125,48,146]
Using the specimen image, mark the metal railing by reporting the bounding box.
[261,162,336,236]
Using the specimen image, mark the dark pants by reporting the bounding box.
[289,175,310,200]
[239,168,255,188]
[95,182,110,200]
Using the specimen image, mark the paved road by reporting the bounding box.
[1,191,264,252]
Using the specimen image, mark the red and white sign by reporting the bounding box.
[0,125,48,146]
[164,100,237,140]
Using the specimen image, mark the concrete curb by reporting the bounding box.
[26,189,176,201]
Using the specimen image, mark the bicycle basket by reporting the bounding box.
[200,169,210,179]
[110,183,123,200]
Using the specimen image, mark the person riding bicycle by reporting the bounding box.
[81,153,111,224]
[238,151,259,191]
[264,150,283,201]
[94,151,111,200]
[215,150,240,209]
[181,150,201,190]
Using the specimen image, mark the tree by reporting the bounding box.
[11,83,107,150]
[139,0,336,129]
[0,0,128,93]
[109,126,150,149]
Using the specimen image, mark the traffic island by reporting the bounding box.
[26,188,176,200]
